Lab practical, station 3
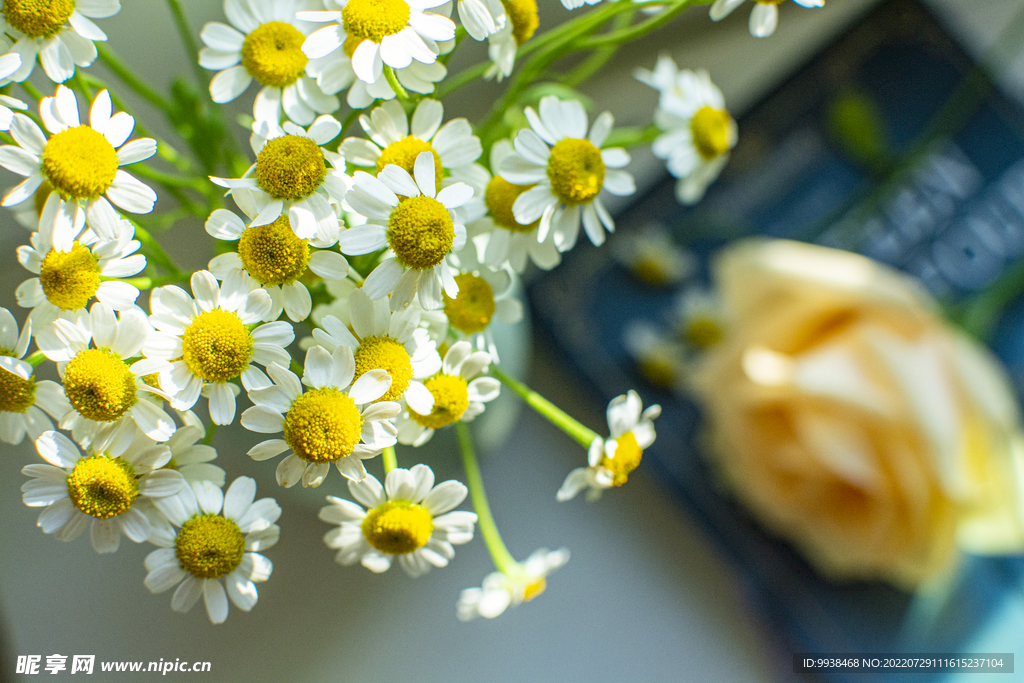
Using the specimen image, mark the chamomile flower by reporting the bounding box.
[211,115,350,243]
[613,223,696,286]
[346,57,448,110]
[241,345,400,486]
[672,286,727,351]
[145,476,280,624]
[339,151,473,310]
[0,306,69,444]
[0,0,119,84]
[396,341,499,447]
[442,247,523,361]
[457,547,570,620]
[22,430,185,553]
[0,92,27,130]
[624,321,689,392]
[0,87,157,237]
[484,0,537,81]
[636,59,736,204]
[319,463,477,576]
[709,0,824,38]
[163,415,226,487]
[499,96,635,253]
[144,270,294,425]
[199,0,339,126]
[557,390,660,502]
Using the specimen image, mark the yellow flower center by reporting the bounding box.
[41,125,119,200]
[600,431,642,487]
[504,0,538,45]
[255,134,326,200]
[443,273,494,334]
[683,315,724,349]
[241,21,308,88]
[175,514,245,579]
[39,241,101,311]
[342,0,410,43]
[181,309,254,383]
[637,355,678,389]
[376,136,443,189]
[690,106,734,161]
[63,348,137,422]
[283,387,364,463]
[361,500,433,554]
[66,455,139,519]
[410,373,469,429]
[522,577,546,601]
[237,215,311,286]
[0,358,35,413]
[755,0,784,4]
[546,138,605,205]
[353,335,412,402]
[485,175,537,233]
[387,196,454,270]
[3,0,74,38]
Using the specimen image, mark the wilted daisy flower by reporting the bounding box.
[211,116,350,243]
[457,547,570,620]
[0,87,157,237]
[484,0,537,81]
[709,0,824,38]
[0,0,119,83]
[339,152,472,310]
[199,0,339,126]
[637,59,736,205]
[396,341,499,447]
[319,464,477,576]
[557,390,660,502]
[144,271,293,425]
[443,247,523,361]
[500,96,635,253]
[0,306,69,444]
[22,430,185,553]
[163,414,226,487]
[145,476,280,624]
[613,223,696,286]
[241,345,400,486]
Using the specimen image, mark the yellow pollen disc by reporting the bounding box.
[241,21,308,88]
[443,273,495,334]
[362,500,433,554]
[63,348,137,422]
[238,215,310,286]
[39,241,101,311]
[175,514,245,579]
[601,431,642,487]
[283,387,363,463]
[683,316,723,349]
[0,359,35,413]
[181,309,254,383]
[410,373,469,429]
[66,455,139,519]
[504,0,538,45]
[3,0,74,38]
[376,136,443,189]
[342,0,410,43]
[485,175,537,233]
[41,125,119,200]
[255,134,326,200]
[755,0,784,4]
[690,106,734,161]
[353,335,412,402]
[387,196,454,270]
[547,138,605,206]
[522,577,546,602]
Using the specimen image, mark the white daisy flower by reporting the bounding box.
[164,412,226,487]
[297,0,455,86]
[21,429,184,553]
[144,270,294,426]
[0,307,69,444]
[672,285,728,351]
[199,0,339,126]
[241,344,400,486]
[709,0,824,38]
[440,246,523,360]
[319,463,477,576]
[457,547,570,620]
[211,115,350,244]
[483,0,536,81]
[499,96,635,253]
[145,476,280,624]
[624,320,689,392]
[0,92,27,130]
[339,151,472,310]
[0,86,157,238]
[636,58,736,204]
[613,222,696,286]
[347,59,448,110]
[0,0,119,84]
[396,341,499,447]
[557,390,661,502]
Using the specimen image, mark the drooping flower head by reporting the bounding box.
[457,547,570,620]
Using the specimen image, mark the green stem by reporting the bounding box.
[383,65,411,104]
[18,80,42,102]
[202,421,217,446]
[72,72,93,101]
[133,225,182,274]
[166,0,207,86]
[25,351,46,368]
[456,422,517,574]
[97,43,172,111]
[131,162,210,194]
[603,123,661,149]
[561,7,636,87]
[575,0,693,50]
[117,272,191,289]
[490,366,599,449]
[434,61,490,100]
[382,445,397,473]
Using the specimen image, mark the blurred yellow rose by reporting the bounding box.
[690,239,1024,588]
